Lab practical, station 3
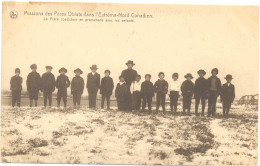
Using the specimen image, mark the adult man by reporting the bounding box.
[121,60,138,111]
[87,65,100,109]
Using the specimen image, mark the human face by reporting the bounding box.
[75,71,80,76]
[211,71,217,77]
[199,73,204,77]
[136,77,141,82]
[127,64,133,69]
[186,77,191,81]
[15,72,20,76]
[159,74,164,79]
[226,79,232,83]
[173,76,178,81]
[120,77,125,82]
[46,68,52,73]
[32,68,36,72]
[145,76,151,81]
[61,71,65,75]
[92,69,97,73]
[105,72,110,77]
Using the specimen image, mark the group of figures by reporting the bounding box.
[10,60,235,117]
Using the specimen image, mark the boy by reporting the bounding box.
[130,75,142,112]
[87,65,100,109]
[10,68,22,107]
[71,68,84,109]
[220,74,235,117]
[26,64,41,107]
[55,67,70,108]
[181,73,194,115]
[100,70,114,110]
[141,74,154,112]
[154,72,168,114]
[207,68,222,117]
[194,70,208,116]
[168,73,180,113]
[115,75,129,111]
[41,66,55,107]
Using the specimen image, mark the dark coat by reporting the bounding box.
[42,72,55,92]
[154,79,168,94]
[100,76,114,96]
[115,82,129,101]
[141,81,154,97]
[194,77,208,98]
[55,74,70,90]
[71,76,84,94]
[86,73,100,91]
[26,72,42,92]
[221,83,235,102]
[181,80,194,97]
[121,69,138,86]
[207,76,222,95]
[10,76,22,91]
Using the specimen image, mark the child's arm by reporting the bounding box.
[71,78,74,94]
[232,85,235,103]
[66,76,70,88]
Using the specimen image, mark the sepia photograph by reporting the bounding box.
[0,1,259,165]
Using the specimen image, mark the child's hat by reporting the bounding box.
[145,74,151,78]
[45,66,53,69]
[172,73,178,78]
[15,68,20,73]
[30,64,37,69]
[90,65,98,70]
[197,69,206,75]
[74,68,83,74]
[225,74,233,80]
[59,67,67,73]
[184,73,193,79]
[125,60,135,65]
[211,68,219,74]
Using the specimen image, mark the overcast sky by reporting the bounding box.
[2,3,259,98]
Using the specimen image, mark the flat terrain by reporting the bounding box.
[0,97,258,165]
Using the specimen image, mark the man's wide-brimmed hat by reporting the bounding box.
[45,66,53,69]
[125,60,135,65]
[59,67,67,73]
[211,68,219,74]
[90,65,98,70]
[15,68,20,73]
[74,68,83,74]
[225,74,233,80]
[184,73,193,79]
[197,69,206,75]
[30,64,37,69]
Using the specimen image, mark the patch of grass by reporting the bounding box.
[27,138,48,148]
[91,119,105,125]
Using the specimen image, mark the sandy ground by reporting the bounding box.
[0,105,258,165]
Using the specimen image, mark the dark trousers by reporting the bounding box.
[73,92,82,106]
[170,91,179,111]
[12,90,21,107]
[126,92,132,111]
[28,89,39,100]
[88,89,98,108]
[222,100,232,116]
[101,94,111,109]
[183,95,192,112]
[117,97,127,111]
[43,91,52,107]
[132,91,141,110]
[195,95,206,115]
[57,89,67,107]
[142,96,152,110]
[208,90,218,116]
[156,92,166,111]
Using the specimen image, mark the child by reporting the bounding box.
[115,75,129,111]
[207,68,222,117]
[55,67,70,108]
[220,74,235,117]
[86,65,100,109]
[41,66,55,107]
[100,70,114,110]
[141,74,154,111]
[168,73,180,113]
[194,70,208,116]
[181,73,194,115]
[130,75,142,111]
[154,72,168,114]
[71,68,84,109]
[26,64,42,107]
[10,68,22,107]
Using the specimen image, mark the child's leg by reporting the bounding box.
[131,93,136,110]
[93,91,98,108]
[106,95,110,109]
[173,92,179,112]
[162,94,166,112]
[63,91,67,107]
[78,94,81,106]
[35,90,39,107]
[187,96,192,113]
[195,96,200,114]
[142,96,147,110]
[170,92,174,111]
[156,93,160,111]
[136,92,141,111]
[101,94,105,109]
[201,96,206,115]
[17,90,21,107]
[148,96,152,111]
[11,90,16,107]
[73,94,77,106]
[43,91,47,107]
[48,91,52,107]
[57,91,62,107]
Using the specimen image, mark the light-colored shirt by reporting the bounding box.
[119,81,126,85]
[130,81,141,93]
[91,72,96,75]
[169,79,180,92]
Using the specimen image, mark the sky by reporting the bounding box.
[1,2,259,98]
